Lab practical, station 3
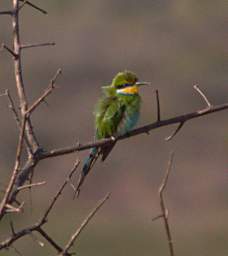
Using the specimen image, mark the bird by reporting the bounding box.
[75,70,150,196]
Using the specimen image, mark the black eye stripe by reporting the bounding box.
[116,83,132,89]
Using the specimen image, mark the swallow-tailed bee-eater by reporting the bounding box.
[76,70,150,195]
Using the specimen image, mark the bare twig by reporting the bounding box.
[165,121,185,141]
[153,152,175,256]
[60,192,111,255]
[0,10,13,15]
[194,85,212,108]
[20,42,55,49]
[0,89,33,155]
[16,181,46,191]
[40,100,228,159]
[19,0,47,14]
[36,227,64,253]
[155,89,161,122]
[0,115,26,219]
[41,159,80,223]
[12,0,39,153]
[26,68,62,114]
[1,43,18,58]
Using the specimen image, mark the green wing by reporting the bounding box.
[95,96,125,139]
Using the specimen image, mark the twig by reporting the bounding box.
[194,85,212,108]
[0,115,26,219]
[153,152,175,256]
[16,181,46,191]
[0,10,13,15]
[60,192,111,255]
[1,43,18,58]
[26,68,62,114]
[165,121,185,141]
[12,0,40,153]
[40,100,228,159]
[36,227,64,253]
[0,222,41,250]
[0,160,79,252]
[41,159,80,223]
[155,89,161,122]
[1,89,33,155]
[20,42,55,49]
[18,0,47,15]
[18,0,28,12]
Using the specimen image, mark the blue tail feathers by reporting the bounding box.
[75,147,98,197]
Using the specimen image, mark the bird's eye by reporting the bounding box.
[116,83,131,89]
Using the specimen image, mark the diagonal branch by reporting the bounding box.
[1,43,18,58]
[40,159,80,223]
[40,100,228,159]
[194,84,212,108]
[26,68,62,115]
[0,114,26,219]
[165,121,185,141]
[18,0,47,14]
[59,192,111,255]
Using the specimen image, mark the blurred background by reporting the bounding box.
[0,0,228,255]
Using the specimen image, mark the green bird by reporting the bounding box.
[76,70,150,196]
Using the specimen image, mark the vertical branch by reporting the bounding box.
[12,0,39,153]
[153,152,175,256]
[0,115,26,219]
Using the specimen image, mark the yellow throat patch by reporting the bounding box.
[117,85,138,95]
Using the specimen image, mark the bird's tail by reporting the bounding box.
[75,147,99,197]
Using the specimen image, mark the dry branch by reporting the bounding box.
[153,152,175,256]
[0,115,26,219]
[20,42,55,49]
[12,0,40,153]
[59,192,110,256]
[18,0,47,14]
[40,99,228,159]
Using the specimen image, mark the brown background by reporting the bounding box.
[0,0,228,255]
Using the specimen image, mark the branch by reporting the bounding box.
[194,84,212,108]
[1,43,18,58]
[16,181,46,192]
[41,100,228,159]
[12,0,39,153]
[40,159,80,223]
[26,68,62,115]
[155,89,161,122]
[153,152,175,256]
[165,121,185,141]
[20,42,55,50]
[0,160,80,252]
[0,115,26,219]
[59,192,111,255]
[0,89,33,155]
[0,10,13,15]
[18,0,47,15]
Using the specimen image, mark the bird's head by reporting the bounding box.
[111,70,150,95]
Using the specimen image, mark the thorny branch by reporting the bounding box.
[40,96,228,159]
[0,0,228,254]
[59,192,110,255]
[153,152,175,256]
[20,42,55,49]
[0,159,80,252]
